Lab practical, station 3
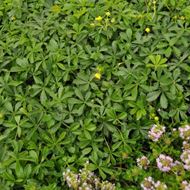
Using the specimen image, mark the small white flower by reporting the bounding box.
[179,125,190,140]
[137,156,150,169]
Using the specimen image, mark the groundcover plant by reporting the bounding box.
[0,0,190,189]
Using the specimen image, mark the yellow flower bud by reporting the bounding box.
[11,16,16,21]
[111,18,115,23]
[154,116,159,121]
[95,16,103,22]
[94,72,101,80]
[97,66,103,73]
[122,152,128,159]
[90,23,95,27]
[145,27,151,33]
[180,16,185,20]
[105,11,111,16]
[51,5,61,13]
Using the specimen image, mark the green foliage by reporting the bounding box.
[0,0,190,189]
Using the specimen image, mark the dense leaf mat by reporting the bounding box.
[0,0,190,189]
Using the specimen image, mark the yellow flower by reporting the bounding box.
[90,23,95,27]
[145,27,151,33]
[11,16,16,21]
[95,16,102,21]
[180,16,185,20]
[105,11,111,17]
[51,5,61,13]
[94,72,101,80]
[111,18,115,23]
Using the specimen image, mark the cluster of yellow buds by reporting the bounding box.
[94,11,111,22]
[90,11,114,29]
[179,16,186,20]
[173,15,186,20]
[150,113,159,122]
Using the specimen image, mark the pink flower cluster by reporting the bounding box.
[183,141,190,150]
[171,160,184,175]
[155,181,167,190]
[148,124,165,142]
[137,156,150,169]
[156,154,173,172]
[141,177,167,190]
[180,149,190,171]
[181,181,190,190]
[179,125,190,140]
[178,125,190,171]
[141,176,155,190]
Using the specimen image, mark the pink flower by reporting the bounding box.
[180,149,190,171]
[183,141,190,150]
[148,125,165,142]
[156,154,173,172]
[179,125,190,140]
[180,150,190,164]
[171,160,184,175]
[155,181,167,190]
[181,181,190,190]
[141,176,155,190]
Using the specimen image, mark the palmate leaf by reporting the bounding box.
[0,0,190,189]
[111,88,123,102]
[160,93,168,109]
[147,91,161,102]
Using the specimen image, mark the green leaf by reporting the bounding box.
[111,89,123,102]
[74,88,84,100]
[82,147,92,156]
[160,93,168,109]
[180,63,190,72]
[84,130,91,140]
[147,91,161,102]
[4,102,13,112]
[86,124,96,131]
[40,90,47,104]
